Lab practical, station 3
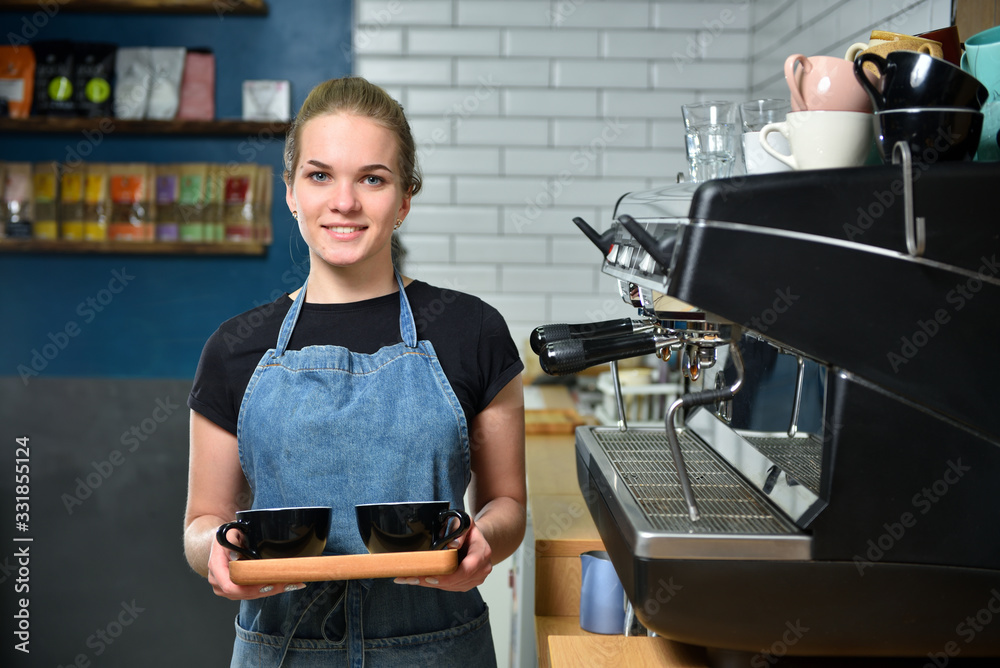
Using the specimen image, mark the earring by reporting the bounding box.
[292,211,298,220]
[394,219,402,230]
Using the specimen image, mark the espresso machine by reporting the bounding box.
[531,158,1000,662]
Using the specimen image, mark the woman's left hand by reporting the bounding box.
[394,515,493,592]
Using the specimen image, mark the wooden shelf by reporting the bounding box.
[0,117,289,136]
[0,239,268,256]
[0,0,268,15]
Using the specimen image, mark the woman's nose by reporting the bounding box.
[329,181,359,213]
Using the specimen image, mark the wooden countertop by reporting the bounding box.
[525,385,707,667]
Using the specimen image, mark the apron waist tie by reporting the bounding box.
[276,579,373,668]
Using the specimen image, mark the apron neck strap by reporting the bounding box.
[275,271,417,356]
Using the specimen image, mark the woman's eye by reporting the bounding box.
[309,172,329,182]
[364,175,384,186]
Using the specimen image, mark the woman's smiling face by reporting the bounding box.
[286,112,410,272]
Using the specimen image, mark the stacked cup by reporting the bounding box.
[739,99,792,175]
[961,25,1000,160]
[757,54,877,171]
[854,50,989,163]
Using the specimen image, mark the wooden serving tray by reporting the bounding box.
[229,549,459,585]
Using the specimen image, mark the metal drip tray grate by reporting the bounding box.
[592,428,798,535]
[741,433,823,496]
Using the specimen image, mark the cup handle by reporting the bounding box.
[759,122,796,170]
[216,521,258,560]
[845,42,868,61]
[960,51,971,74]
[854,53,887,109]
[431,509,471,550]
[784,54,809,112]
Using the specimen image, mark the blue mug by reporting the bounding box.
[579,550,626,634]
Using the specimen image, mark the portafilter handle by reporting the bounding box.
[538,331,676,376]
[529,318,650,354]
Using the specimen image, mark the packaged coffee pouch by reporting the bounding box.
[4,162,34,238]
[224,163,256,241]
[74,42,116,118]
[202,163,225,242]
[178,162,207,242]
[83,162,110,241]
[60,161,85,240]
[0,46,36,119]
[31,40,76,117]
[176,49,215,120]
[108,162,152,241]
[147,47,186,120]
[32,161,59,240]
[155,163,181,241]
[114,47,152,119]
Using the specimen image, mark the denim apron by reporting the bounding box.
[231,273,496,667]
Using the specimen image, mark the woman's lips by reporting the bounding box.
[323,225,365,234]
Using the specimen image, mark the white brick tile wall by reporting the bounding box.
[552,118,648,148]
[456,0,552,27]
[405,86,502,116]
[652,1,753,31]
[404,204,500,234]
[356,0,453,27]
[397,233,452,263]
[551,2,652,29]
[408,28,502,56]
[455,117,549,146]
[355,57,452,86]
[504,88,599,118]
[351,0,950,363]
[553,59,649,89]
[503,29,599,58]
[353,27,404,55]
[504,147,600,177]
[500,265,598,294]
[454,234,548,264]
[420,146,501,176]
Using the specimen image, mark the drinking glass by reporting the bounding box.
[682,101,738,182]
[739,98,792,132]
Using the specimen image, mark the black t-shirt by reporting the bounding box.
[188,280,524,436]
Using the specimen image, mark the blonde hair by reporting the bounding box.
[282,76,422,197]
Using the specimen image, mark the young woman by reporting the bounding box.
[183,76,526,667]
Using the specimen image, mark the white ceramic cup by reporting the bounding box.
[742,131,793,174]
[759,110,873,170]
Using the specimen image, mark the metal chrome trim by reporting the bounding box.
[577,426,812,561]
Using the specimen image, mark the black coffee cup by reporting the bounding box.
[855,50,989,111]
[216,506,330,560]
[872,107,984,163]
[355,501,471,554]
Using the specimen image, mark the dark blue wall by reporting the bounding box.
[0,2,352,380]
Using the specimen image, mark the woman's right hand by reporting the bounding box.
[207,528,306,600]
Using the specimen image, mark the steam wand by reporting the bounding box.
[664,334,745,522]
